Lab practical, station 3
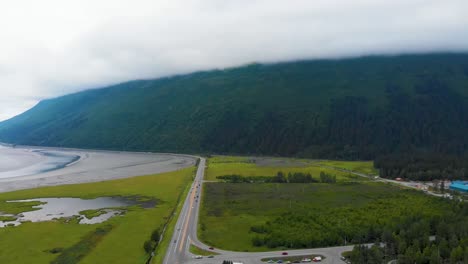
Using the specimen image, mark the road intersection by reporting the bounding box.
[162,158,352,264]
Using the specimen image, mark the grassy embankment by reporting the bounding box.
[0,167,194,264]
[150,175,194,264]
[189,244,218,256]
[199,156,449,252]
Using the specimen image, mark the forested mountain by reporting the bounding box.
[1,53,468,179]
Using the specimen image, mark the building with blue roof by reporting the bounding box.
[449,181,468,192]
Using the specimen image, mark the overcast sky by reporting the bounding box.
[1,0,468,121]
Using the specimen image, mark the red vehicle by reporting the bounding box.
[282,252,288,255]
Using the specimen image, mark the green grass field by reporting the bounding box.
[199,182,448,251]
[206,156,367,182]
[0,167,195,264]
[315,160,378,175]
[150,177,193,264]
[199,156,448,252]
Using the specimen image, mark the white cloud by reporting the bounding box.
[1,0,468,121]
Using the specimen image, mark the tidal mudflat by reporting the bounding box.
[0,145,196,193]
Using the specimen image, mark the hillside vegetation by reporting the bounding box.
[1,53,468,178]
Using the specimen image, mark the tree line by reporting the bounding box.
[374,152,468,181]
[216,171,336,184]
[249,199,467,261]
[349,202,468,263]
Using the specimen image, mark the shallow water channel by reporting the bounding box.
[0,147,80,179]
[0,197,137,227]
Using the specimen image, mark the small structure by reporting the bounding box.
[450,181,468,192]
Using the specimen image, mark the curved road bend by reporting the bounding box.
[163,158,353,264]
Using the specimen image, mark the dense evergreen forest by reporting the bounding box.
[248,199,468,263]
[349,202,468,264]
[1,53,468,180]
[375,153,468,181]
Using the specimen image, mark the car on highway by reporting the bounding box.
[209,247,214,250]
[301,258,311,262]
[193,255,203,259]
[282,252,288,255]
[207,255,214,258]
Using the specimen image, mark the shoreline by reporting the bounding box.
[0,145,197,193]
[0,146,46,173]
[0,148,81,179]
[34,150,81,174]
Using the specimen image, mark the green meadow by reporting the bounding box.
[189,244,218,256]
[206,156,368,182]
[315,160,378,175]
[198,157,449,252]
[0,167,194,264]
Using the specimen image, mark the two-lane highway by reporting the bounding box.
[163,158,205,264]
[162,157,353,264]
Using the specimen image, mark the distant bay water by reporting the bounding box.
[0,146,80,179]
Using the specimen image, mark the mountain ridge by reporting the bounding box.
[1,53,468,161]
